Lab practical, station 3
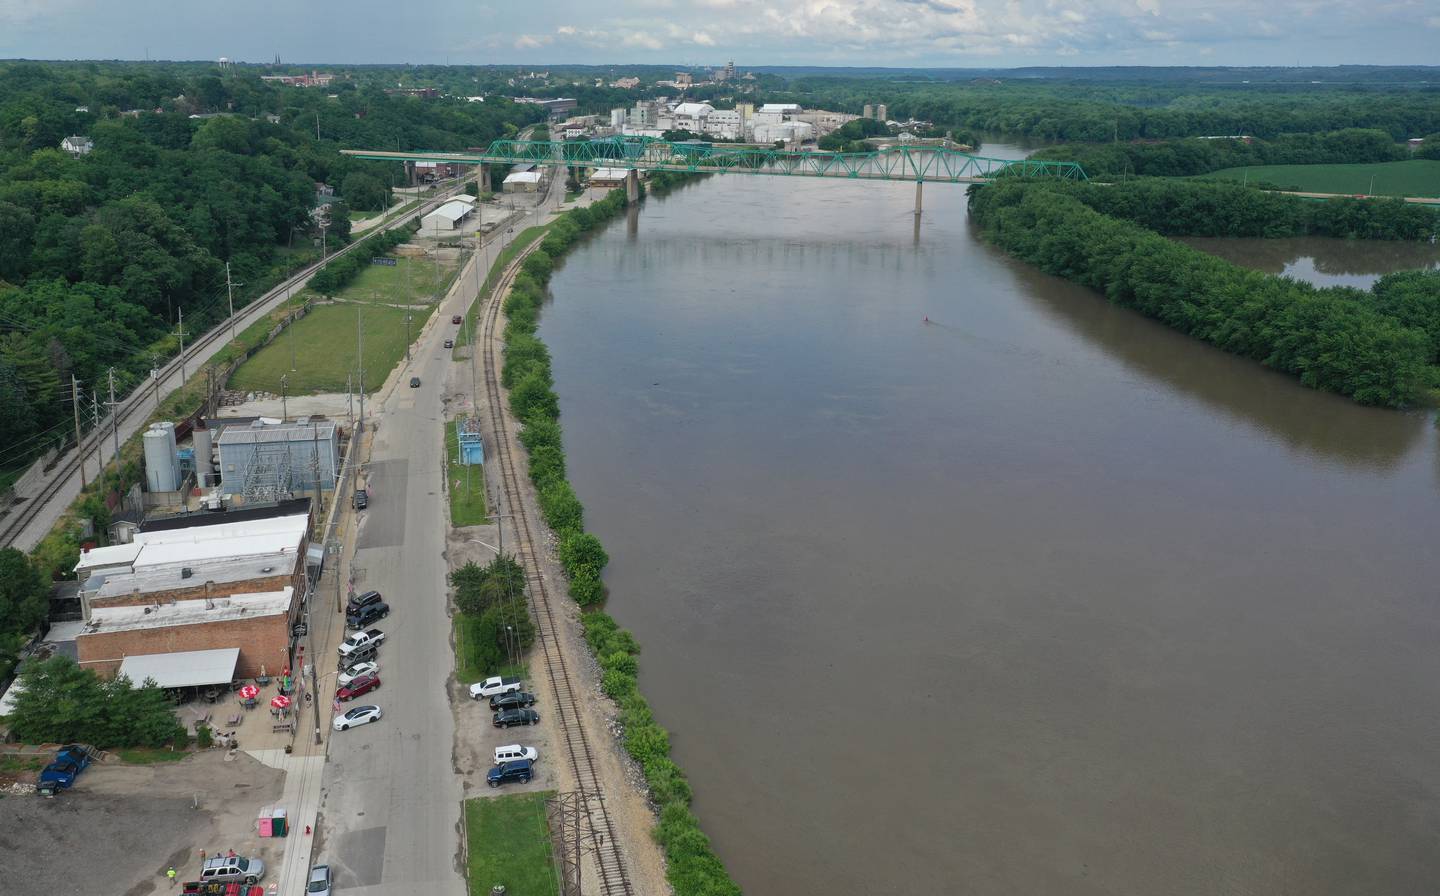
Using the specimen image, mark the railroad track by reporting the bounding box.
[479,221,635,896]
[0,187,461,550]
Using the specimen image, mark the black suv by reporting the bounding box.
[353,488,368,510]
[346,601,390,629]
[486,759,533,788]
[489,691,537,712]
[493,708,540,728]
[346,590,383,616]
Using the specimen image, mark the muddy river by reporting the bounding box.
[540,167,1440,895]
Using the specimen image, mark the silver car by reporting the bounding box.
[307,864,332,896]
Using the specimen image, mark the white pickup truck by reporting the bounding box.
[469,675,522,701]
[338,628,385,658]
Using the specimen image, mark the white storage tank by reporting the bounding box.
[192,425,214,488]
[143,423,180,492]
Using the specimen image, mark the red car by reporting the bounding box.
[336,674,381,701]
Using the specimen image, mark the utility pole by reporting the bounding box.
[71,375,86,488]
[280,373,289,421]
[176,309,189,382]
[151,354,161,408]
[405,314,411,362]
[106,368,121,464]
[225,262,243,344]
[346,371,353,431]
[355,307,364,442]
[290,309,297,372]
[91,390,102,477]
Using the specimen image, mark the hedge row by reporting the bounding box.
[499,182,741,895]
[968,179,1437,407]
[308,216,419,295]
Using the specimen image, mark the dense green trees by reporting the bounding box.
[7,656,183,748]
[0,61,539,476]
[1032,129,1410,178]
[817,116,888,152]
[968,180,1438,407]
[450,555,534,675]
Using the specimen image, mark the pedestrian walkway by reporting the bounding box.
[246,748,326,892]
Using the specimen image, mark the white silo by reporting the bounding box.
[192,425,214,488]
[143,423,180,492]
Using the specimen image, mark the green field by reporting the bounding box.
[445,419,488,527]
[1198,159,1440,198]
[464,792,558,896]
[229,303,424,394]
[339,255,457,306]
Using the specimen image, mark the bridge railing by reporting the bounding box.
[344,138,1088,184]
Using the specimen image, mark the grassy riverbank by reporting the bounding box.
[492,175,741,895]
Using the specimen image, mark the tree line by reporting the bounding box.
[967,179,1439,407]
[0,61,539,476]
[1030,129,1416,178]
[498,181,741,895]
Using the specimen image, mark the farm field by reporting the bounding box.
[1198,159,1440,197]
[228,303,425,394]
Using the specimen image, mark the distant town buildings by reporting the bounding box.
[260,71,335,88]
[606,97,846,145]
[611,77,641,89]
[386,87,441,99]
[512,97,578,119]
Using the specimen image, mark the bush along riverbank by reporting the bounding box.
[500,180,741,895]
[967,179,1440,408]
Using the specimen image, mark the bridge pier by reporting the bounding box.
[625,169,640,204]
[914,178,924,218]
[478,163,488,194]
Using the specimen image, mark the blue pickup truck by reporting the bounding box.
[36,744,96,796]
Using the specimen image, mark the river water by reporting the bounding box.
[541,166,1440,895]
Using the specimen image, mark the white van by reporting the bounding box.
[494,744,538,765]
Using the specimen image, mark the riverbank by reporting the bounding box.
[477,176,739,895]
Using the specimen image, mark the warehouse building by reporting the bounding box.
[503,171,543,193]
[419,197,476,232]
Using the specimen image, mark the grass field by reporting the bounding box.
[445,419,488,527]
[229,303,422,394]
[115,746,189,764]
[465,792,558,896]
[454,613,527,683]
[1198,159,1440,198]
[339,256,456,306]
[453,224,551,361]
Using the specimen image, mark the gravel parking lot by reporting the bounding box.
[452,674,557,798]
[1,751,284,896]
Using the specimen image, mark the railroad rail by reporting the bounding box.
[0,187,461,551]
[478,221,634,895]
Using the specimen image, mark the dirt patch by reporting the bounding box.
[1,751,285,896]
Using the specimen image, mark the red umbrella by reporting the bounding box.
[270,694,291,709]
[238,684,259,700]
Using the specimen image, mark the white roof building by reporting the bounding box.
[673,102,715,119]
[115,647,243,689]
[503,171,543,185]
[74,512,309,579]
[61,135,94,155]
[420,199,475,232]
[759,103,802,115]
[89,589,293,640]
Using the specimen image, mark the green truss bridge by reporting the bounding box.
[342,137,1087,210]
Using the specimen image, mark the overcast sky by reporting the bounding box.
[2,0,1437,68]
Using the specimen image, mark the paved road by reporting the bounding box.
[314,182,564,895]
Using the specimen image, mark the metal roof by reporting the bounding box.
[89,590,292,635]
[216,421,336,446]
[421,200,474,223]
[117,648,240,689]
[503,172,542,184]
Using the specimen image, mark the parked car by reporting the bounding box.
[469,675,522,700]
[37,744,96,796]
[336,674,381,701]
[494,744,538,765]
[345,589,384,616]
[352,488,368,510]
[346,601,390,629]
[443,339,453,348]
[333,705,383,731]
[489,691,537,712]
[452,314,463,324]
[199,855,266,884]
[409,376,421,388]
[338,660,379,687]
[306,865,332,896]
[338,628,385,658]
[337,644,377,671]
[493,708,540,728]
[487,759,534,788]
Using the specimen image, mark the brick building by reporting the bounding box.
[73,500,313,683]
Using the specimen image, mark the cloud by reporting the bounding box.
[513,34,552,49]
[692,30,716,45]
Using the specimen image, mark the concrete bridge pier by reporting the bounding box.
[914,178,924,217]
[478,163,489,194]
[625,169,640,204]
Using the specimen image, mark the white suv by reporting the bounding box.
[494,744,539,765]
[200,855,265,884]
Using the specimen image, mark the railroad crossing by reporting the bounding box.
[342,136,1089,213]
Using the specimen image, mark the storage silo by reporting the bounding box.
[143,423,180,492]
[192,425,214,487]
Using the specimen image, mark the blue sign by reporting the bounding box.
[371,257,398,266]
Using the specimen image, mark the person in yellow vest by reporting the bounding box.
[166,867,177,886]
